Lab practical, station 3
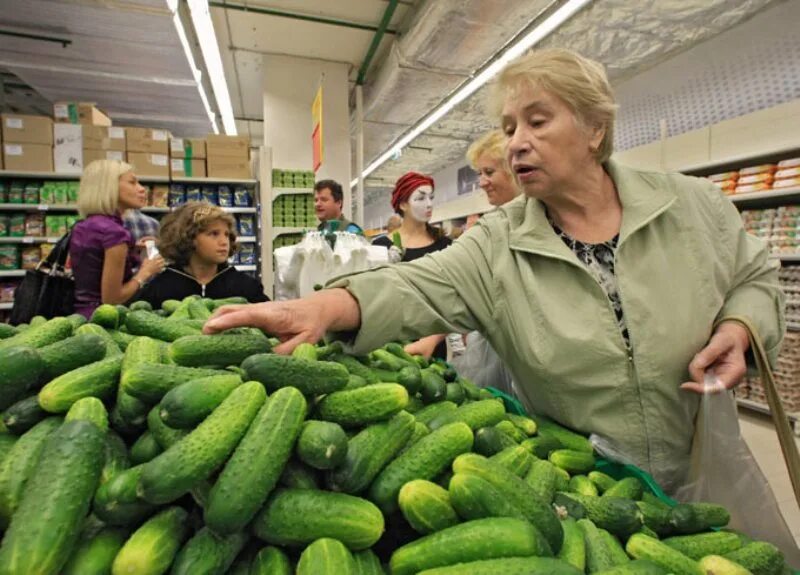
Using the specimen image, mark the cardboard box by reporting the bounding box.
[53,124,83,174]
[126,127,170,154]
[53,102,112,126]
[1,114,53,145]
[207,156,251,179]
[83,149,126,166]
[170,158,206,178]
[82,126,126,151]
[206,135,249,159]
[170,138,206,159]
[4,143,53,172]
[128,152,169,177]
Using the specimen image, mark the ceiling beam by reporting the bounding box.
[356,0,399,85]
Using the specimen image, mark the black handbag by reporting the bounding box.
[10,232,74,325]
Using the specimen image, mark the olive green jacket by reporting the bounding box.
[331,160,784,492]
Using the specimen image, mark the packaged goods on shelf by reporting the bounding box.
[738,172,774,186]
[0,245,19,270]
[150,185,169,207]
[741,207,800,254]
[185,184,202,203]
[218,185,233,207]
[8,215,24,237]
[739,163,777,176]
[53,102,111,126]
[774,177,800,189]
[24,213,44,236]
[170,138,206,159]
[707,170,739,182]
[233,185,252,207]
[775,167,800,181]
[238,243,256,264]
[40,243,54,259]
[777,157,800,169]
[7,182,23,203]
[0,181,6,202]
[20,246,40,270]
[3,143,54,172]
[741,331,800,412]
[0,282,15,302]
[237,214,255,236]
[1,114,53,145]
[126,127,170,154]
[200,185,217,205]
[779,266,800,325]
[45,215,68,237]
[168,185,186,207]
[713,179,737,193]
[65,215,79,231]
[735,182,771,194]
[0,215,7,236]
[23,182,39,204]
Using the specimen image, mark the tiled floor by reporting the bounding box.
[738,408,800,546]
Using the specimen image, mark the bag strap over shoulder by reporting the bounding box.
[720,315,800,506]
[46,231,71,268]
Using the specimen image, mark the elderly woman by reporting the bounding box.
[205,49,783,495]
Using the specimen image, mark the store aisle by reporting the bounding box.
[738,409,800,546]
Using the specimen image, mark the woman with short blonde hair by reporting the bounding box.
[134,201,267,308]
[466,129,519,207]
[70,159,165,317]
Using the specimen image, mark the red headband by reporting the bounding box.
[391,172,434,213]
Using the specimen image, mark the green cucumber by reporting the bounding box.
[505,413,538,436]
[390,517,553,575]
[534,417,593,453]
[158,374,243,428]
[330,353,380,384]
[75,323,122,357]
[121,363,227,403]
[369,422,474,514]
[579,518,617,574]
[554,492,643,538]
[0,417,61,526]
[698,556,752,575]
[399,421,431,455]
[371,365,422,394]
[428,399,505,431]
[292,342,318,361]
[108,329,137,350]
[558,517,586,572]
[0,317,72,351]
[168,332,271,367]
[416,557,583,575]
[242,353,349,396]
[603,477,644,500]
[0,322,17,339]
[420,368,448,403]
[448,472,527,522]
[139,381,266,504]
[92,465,157,526]
[636,501,673,536]
[296,538,355,575]
[344,374,368,390]
[111,506,190,575]
[62,526,128,575]
[101,430,130,484]
[352,549,384,575]
[371,348,410,371]
[570,475,600,496]
[317,383,408,427]
[171,528,248,575]
[327,410,415,494]
[594,560,669,575]
[129,300,153,312]
[385,342,418,365]
[474,426,518,456]
[0,346,45,410]
[663,531,743,560]
[495,420,526,443]
[489,444,534,477]
[253,488,384,550]
[525,459,561,504]
[0,420,106,575]
[280,458,321,490]
[445,382,466,404]
[522,435,563,458]
[642,492,671,510]
[3,394,48,435]
[589,471,618,493]
[549,449,596,474]
[187,299,212,319]
[65,396,109,431]
[147,405,188,448]
[130,431,163,464]
[0,434,15,468]
[38,333,107,380]
[38,356,123,413]
[600,528,630,566]
[724,542,784,575]
[297,420,348,470]
[669,502,731,534]
[205,386,307,535]
[251,546,292,575]
[453,453,563,552]
[125,309,200,341]
[91,304,120,329]
[398,479,460,534]
[121,335,163,373]
[414,401,457,426]
[626,533,704,575]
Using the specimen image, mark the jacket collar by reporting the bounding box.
[507,159,676,260]
[166,264,233,287]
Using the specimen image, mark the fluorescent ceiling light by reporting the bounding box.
[351,0,592,188]
[169,0,219,134]
[187,0,237,135]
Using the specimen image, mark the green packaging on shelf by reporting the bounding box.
[8,214,25,237]
[8,182,24,204]
[65,215,80,230]
[0,181,6,203]
[0,215,8,236]
[53,183,68,205]
[67,182,79,204]
[39,182,55,204]
[0,245,19,270]
[23,183,40,205]
[45,215,68,237]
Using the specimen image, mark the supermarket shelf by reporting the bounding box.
[0,237,61,244]
[139,206,256,214]
[0,170,79,180]
[139,176,170,184]
[272,227,309,238]
[238,236,256,243]
[235,265,257,271]
[173,177,257,185]
[0,203,77,212]
[729,186,800,206]
[736,397,800,433]
[0,302,12,310]
[777,254,800,262]
[223,207,257,214]
[678,146,800,175]
[273,187,313,197]
[0,270,25,277]
[788,322,800,332]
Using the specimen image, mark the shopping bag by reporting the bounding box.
[10,232,74,325]
[674,316,800,564]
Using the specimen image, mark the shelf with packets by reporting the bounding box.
[0,302,12,310]
[0,270,25,278]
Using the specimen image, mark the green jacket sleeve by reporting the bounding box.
[712,185,785,366]
[327,221,497,355]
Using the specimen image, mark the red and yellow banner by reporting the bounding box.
[312,85,323,172]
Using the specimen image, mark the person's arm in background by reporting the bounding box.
[205,222,497,355]
[101,244,164,305]
[683,184,785,393]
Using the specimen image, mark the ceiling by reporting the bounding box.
[0,0,787,203]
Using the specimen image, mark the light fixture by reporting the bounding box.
[351,0,592,188]
[187,0,238,135]
[169,0,219,134]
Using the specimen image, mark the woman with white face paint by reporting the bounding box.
[372,172,452,358]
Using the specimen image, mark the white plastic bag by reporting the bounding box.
[449,331,516,395]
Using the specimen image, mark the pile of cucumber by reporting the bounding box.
[0,296,792,575]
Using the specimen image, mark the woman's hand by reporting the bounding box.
[681,321,750,394]
[404,334,446,360]
[203,288,361,355]
[138,255,165,281]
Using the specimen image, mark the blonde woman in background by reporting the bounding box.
[70,160,165,318]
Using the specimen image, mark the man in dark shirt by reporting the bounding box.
[314,179,363,234]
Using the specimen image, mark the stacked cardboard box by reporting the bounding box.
[53,103,124,174]
[207,135,250,179]
[2,114,54,172]
[170,138,207,178]
[127,128,171,178]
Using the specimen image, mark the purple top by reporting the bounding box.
[70,214,138,318]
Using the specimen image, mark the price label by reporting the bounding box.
[38,205,49,211]
[152,130,168,141]
[5,118,22,129]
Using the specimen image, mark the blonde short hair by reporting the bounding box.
[77,159,134,217]
[491,48,617,163]
[466,129,508,169]
[158,202,238,266]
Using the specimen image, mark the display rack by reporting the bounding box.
[736,397,800,435]
[0,172,263,315]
